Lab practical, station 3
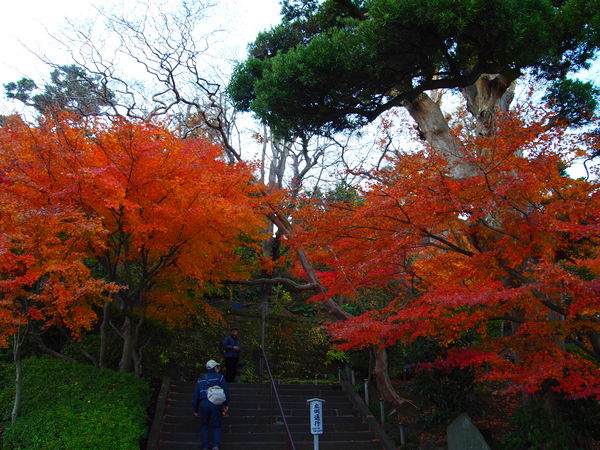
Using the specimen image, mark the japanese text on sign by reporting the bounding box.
[309,401,323,434]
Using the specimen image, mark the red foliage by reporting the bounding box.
[0,114,266,346]
[0,198,116,346]
[291,107,600,399]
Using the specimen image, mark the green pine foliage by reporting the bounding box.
[229,0,600,137]
[0,357,150,450]
[4,65,115,116]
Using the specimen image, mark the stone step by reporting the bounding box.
[158,440,383,450]
[167,391,348,402]
[172,383,342,393]
[161,421,370,433]
[176,382,341,388]
[165,406,357,417]
[164,415,364,426]
[160,430,376,443]
[152,381,384,450]
[167,398,352,409]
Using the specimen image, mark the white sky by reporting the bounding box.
[0,0,283,113]
[0,0,596,180]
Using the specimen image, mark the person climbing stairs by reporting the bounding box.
[153,381,385,449]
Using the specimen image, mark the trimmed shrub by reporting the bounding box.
[501,402,572,450]
[501,397,600,450]
[1,356,150,449]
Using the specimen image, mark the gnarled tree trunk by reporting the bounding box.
[119,311,145,374]
[373,345,415,408]
[404,75,516,179]
[132,314,145,376]
[460,73,515,137]
[404,93,466,171]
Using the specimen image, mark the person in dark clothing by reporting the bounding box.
[193,360,229,450]
[223,327,240,382]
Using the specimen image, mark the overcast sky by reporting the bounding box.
[0,0,283,114]
[0,0,597,179]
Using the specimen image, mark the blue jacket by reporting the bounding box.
[223,335,240,358]
[193,370,229,412]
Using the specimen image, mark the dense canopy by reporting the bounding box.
[229,0,600,137]
[291,107,600,400]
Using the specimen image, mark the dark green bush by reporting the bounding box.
[501,402,572,450]
[407,365,482,426]
[501,396,600,450]
[1,356,150,449]
[395,338,484,426]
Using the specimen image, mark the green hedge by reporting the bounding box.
[0,356,150,449]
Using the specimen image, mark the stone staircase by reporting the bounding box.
[152,381,385,449]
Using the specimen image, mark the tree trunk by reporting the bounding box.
[99,299,111,368]
[270,136,289,188]
[368,346,375,383]
[119,316,134,373]
[132,314,145,376]
[460,73,515,137]
[373,345,415,409]
[132,348,142,376]
[404,76,516,178]
[404,93,473,178]
[259,124,268,183]
[11,331,23,424]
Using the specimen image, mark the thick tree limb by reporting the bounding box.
[224,278,318,291]
[58,327,98,366]
[567,338,599,362]
[460,73,516,137]
[403,93,468,178]
[266,211,352,322]
[33,336,78,364]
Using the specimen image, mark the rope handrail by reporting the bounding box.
[259,346,296,450]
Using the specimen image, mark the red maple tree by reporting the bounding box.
[0,141,116,422]
[291,106,600,400]
[0,114,266,374]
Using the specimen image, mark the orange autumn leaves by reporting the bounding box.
[0,200,115,346]
[291,110,600,400]
[1,105,598,400]
[0,115,266,343]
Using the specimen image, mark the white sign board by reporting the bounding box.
[307,398,324,435]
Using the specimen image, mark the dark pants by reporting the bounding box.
[225,357,238,382]
[200,398,222,449]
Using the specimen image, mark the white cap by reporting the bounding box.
[206,359,220,369]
